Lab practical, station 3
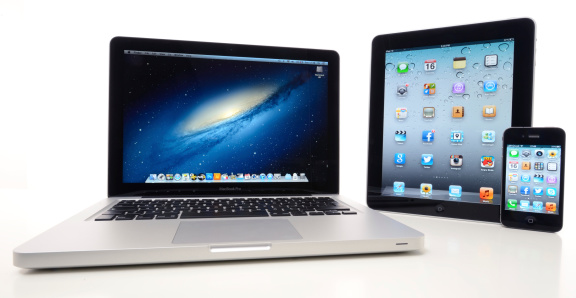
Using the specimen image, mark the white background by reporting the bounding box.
[1,1,575,297]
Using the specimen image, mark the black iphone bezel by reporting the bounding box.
[500,127,565,232]
[367,19,535,222]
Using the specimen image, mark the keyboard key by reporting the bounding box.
[342,211,357,215]
[95,215,116,221]
[290,212,308,216]
[308,212,325,216]
[270,212,291,216]
[136,214,155,220]
[115,215,136,220]
[156,214,178,219]
[325,211,341,215]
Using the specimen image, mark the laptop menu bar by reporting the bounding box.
[124,50,328,65]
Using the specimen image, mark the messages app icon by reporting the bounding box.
[397,62,409,73]
[509,149,520,158]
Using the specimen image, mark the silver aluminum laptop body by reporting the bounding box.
[14,37,423,269]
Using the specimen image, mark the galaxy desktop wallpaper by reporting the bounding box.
[121,53,329,183]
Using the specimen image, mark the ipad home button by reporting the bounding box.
[435,204,445,213]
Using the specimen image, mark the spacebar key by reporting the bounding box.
[180,211,269,218]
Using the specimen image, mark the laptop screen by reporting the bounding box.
[118,44,332,187]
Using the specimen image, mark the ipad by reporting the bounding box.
[367,19,535,222]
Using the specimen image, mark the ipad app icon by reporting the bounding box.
[424,59,437,71]
[507,199,517,209]
[449,185,462,197]
[396,107,408,119]
[508,185,518,194]
[479,187,493,200]
[393,181,405,193]
[452,106,464,118]
[453,57,466,69]
[450,155,463,167]
[484,54,498,67]
[420,183,432,196]
[483,105,496,117]
[452,82,465,94]
[395,130,407,142]
[395,153,406,165]
[508,161,519,170]
[397,84,408,96]
[482,130,496,143]
[484,80,497,92]
[481,156,494,168]
[423,83,436,95]
[421,154,434,166]
[397,62,409,73]
[546,202,556,212]
[422,130,435,142]
[451,131,463,143]
[423,107,435,118]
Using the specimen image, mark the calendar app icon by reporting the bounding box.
[424,59,437,71]
[485,54,498,67]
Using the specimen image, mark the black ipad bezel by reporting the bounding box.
[367,19,535,222]
[108,37,340,197]
[500,127,565,232]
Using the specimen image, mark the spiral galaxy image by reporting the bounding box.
[121,53,329,183]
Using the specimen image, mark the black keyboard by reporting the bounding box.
[95,197,357,221]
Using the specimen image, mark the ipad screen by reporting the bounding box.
[381,38,515,205]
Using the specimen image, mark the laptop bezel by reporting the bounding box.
[366,19,535,222]
[108,37,340,197]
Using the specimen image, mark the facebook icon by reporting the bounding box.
[422,130,435,142]
[520,186,530,195]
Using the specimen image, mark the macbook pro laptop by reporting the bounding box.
[14,37,423,269]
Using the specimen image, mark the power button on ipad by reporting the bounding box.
[525,216,536,225]
[435,204,445,213]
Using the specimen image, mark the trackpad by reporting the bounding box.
[172,219,303,244]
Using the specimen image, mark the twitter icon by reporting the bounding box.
[421,154,434,166]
